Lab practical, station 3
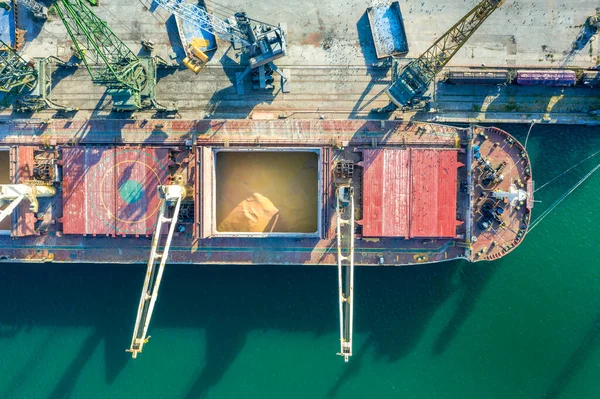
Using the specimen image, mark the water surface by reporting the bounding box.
[0,124,598,399]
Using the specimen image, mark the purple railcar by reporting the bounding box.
[516,70,576,86]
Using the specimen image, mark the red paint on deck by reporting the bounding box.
[361,149,410,237]
[12,147,36,237]
[410,149,461,238]
[362,149,461,238]
[63,147,114,235]
[62,147,171,236]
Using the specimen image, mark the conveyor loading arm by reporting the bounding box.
[0,184,56,224]
[127,185,185,358]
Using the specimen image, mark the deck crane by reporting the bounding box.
[154,0,289,94]
[53,0,174,112]
[127,185,187,358]
[0,39,74,112]
[377,0,504,112]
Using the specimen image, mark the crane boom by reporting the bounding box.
[53,0,173,111]
[154,0,250,46]
[54,0,146,91]
[386,0,504,108]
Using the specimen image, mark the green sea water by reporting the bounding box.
[0,124,599,399]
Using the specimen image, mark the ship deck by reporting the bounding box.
[0,119,531,265]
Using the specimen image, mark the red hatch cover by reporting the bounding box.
[361,148,462,238]
[62,147,171,236]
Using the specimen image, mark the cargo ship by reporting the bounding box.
[0,118,533,266]
[0,118,534,360]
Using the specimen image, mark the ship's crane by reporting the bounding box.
[378,0,504,112]
[127,185,186,358]
[54,0,174,112]
[154,0,289,94]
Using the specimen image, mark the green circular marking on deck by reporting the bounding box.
[119,180,144,204]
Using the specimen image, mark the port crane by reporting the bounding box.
[54,0,174,111]
[0,39,37,95]
[127,185,186,358]
[378,0,504,112]
[154,0,289,94]
[0,39,74,111]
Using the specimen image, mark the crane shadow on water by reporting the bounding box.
[542,312,600,399]
[0,258,501,398]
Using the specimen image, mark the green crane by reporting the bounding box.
[1,39,73,112]
[0,40,37,95]
[54,0,173,112]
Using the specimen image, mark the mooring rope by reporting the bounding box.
[529,162,600,232]
[534,149,600,193]
[524,121,535,150]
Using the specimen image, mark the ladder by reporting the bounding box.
[336,185,355,362]
[127,185,185,358]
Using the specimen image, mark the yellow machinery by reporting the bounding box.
[182,38,209,74]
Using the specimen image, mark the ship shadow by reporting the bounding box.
[151,262,467,397]
[431,261,500,356]
[0,258,507,398]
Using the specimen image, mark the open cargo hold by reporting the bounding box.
[213,150,321,236]
[0,148,10,232]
